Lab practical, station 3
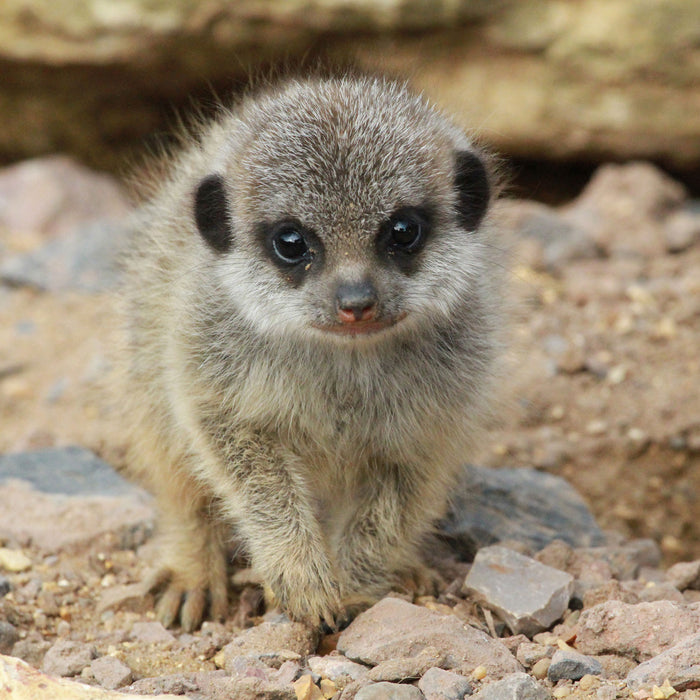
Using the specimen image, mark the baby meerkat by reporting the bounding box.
[120,74,504,631]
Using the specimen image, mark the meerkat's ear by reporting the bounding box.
[454,150,491,232]
[194,174,232,253]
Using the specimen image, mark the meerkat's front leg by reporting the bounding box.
[335,464,444,606]
[202,428,342,627]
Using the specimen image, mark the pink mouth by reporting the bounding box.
[313,314,405,336]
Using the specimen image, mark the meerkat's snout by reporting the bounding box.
[335,279,378,324]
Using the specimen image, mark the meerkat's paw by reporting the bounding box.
[263,562,342,629]
[396,563,445,598]
[146,552,229,632]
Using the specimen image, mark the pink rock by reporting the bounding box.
[575,600,700,662]
[626,632,700,691]
[337,598,520,678]
[0,155,130,238]
[129,621,175,645]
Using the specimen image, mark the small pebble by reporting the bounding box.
[531,658,551,680]
[0,548,32,572]
[471,665,487,681]
[294,674,324,700]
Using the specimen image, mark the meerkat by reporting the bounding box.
[119,73,504,632]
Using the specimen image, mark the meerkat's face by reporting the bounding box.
[192,77,492,344]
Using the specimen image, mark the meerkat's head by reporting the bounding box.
[191,75,493,344]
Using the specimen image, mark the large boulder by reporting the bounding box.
[0,0,698,170]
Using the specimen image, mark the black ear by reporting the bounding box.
[454,150,490,231]
[194,174,232,253]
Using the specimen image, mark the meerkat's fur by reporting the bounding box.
[120,74,505,631]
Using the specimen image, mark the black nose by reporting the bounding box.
[335,280,378,323]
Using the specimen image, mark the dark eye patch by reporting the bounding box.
[257,218,322,286]
[376,206,432,275]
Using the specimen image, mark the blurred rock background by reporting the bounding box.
[0,0,699,199]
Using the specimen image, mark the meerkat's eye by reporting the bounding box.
[381,207,430,255]
[271,224,311,265]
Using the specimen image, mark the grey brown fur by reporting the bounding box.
[119,75,505,631]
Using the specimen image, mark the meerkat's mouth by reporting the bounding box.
[312,314,406,337]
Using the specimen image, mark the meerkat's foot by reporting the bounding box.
[396,563,445,598]
[146,540,229,632]
[262,564,342,629]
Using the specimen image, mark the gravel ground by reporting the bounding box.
[0,156,699,699]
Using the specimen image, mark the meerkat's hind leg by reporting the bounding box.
[148,491,230,632]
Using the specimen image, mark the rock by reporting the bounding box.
[418,667,474,700]
[581,580,638,609]
[497,199,599,273]
[0,219,129,292]
[294,674,325,700]
[547,648,602,682]
[536,538,661,582]
[307,654,370,687]
[516,642,552,669]
[0,156,130,238]
[90,655,133,690]
[0,547,32,572]
[626,632,700,691]
[218,615,319,671]
[129,621,175,645]
[0,446,138,496]
[337,598,520,679]
[562,162,686,259]
[1,653,183,699]
[96,582,155,615]
[355,682,424,700]
[470,672,549,700]
[11,636,52,667]
[462,546,574,636]
[0,447,153,552]
[665,560,700,591]
[0,575,10,596]
[439,464,604,557]
[0,620,19,654]
[368,647,445,682]
[595,654,637,680]
[2,2,699,172]
[41,639,97,677]
[665,207,700,253]
[575,600,700,661]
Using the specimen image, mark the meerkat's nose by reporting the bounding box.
[335,280,378,323]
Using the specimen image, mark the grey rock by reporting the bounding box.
[498,199,599,273]
[219,615,318,671]
[0,575,10,596]
[0,446,138,496]
[337,598,520,679]
[462,546,574,636]
[0,218,128,292]
[0,621,19,654]
[439,465,604,557]
[575,600,700,662]
[41,639,97,677]
[0,448,153,552]
[471,672,549,700]
[90,655,133,689]
[547,649,602,682]
[626,632,700,691]
[355,682,424,700]
[418,667,474,700]
[307,654,370,685]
